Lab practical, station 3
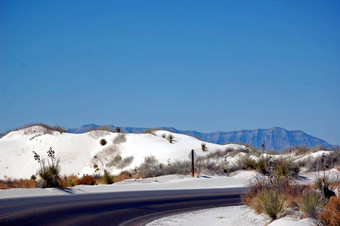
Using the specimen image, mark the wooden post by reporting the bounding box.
[191,149,195,177]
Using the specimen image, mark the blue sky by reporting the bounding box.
[1,0,339,144]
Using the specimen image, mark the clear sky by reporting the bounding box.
[1,0,339,144]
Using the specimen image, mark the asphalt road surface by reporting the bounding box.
[0,187,246,226]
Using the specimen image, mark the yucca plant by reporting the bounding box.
[300,190,325,219]
[258,190,285,220]
[103,170,114,184]
[33,147,61,188]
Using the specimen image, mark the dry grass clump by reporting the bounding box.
[0,179,37,189]
[271,158,300,181]
[60,175,78,188]
[77,175,96,185]
[241,155,257,170]
[114,171,133,183]
[318,196,340,225]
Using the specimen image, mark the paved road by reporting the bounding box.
[0,187,246,226]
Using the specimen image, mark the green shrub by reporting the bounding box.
[100,139,107,146]
[201,143,207,151]
[242,155,257,170]
[103,170,114,184]
[168,134,174,143]
[300,190,325,219]
[258,190,285,220]
[256,157,268,175]
[271,159,299,181]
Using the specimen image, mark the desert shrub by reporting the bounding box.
[324,149,340,169]
[318,196,340,225]
[256,157,269,175]
[0,179,37,189]
[31,175,37,180]
[103,170,114,184]
[36,160,61,188]
[313,174,337,199]
[61,175,78,187]
[201,143,207,151]
[206,149,226,159]
[271,158,300,181]
[138,156,161,177]
[114,171,133,183]
[242,155,257,170]
[222,162,243,175]
[258,190,285,220]
[116,127,121,133]
[300,190,325,219]
[229,148,249,157]
[137,156,191,178]
[100,139,107,146]
[168,134,174,143]
[34,147,62,188]
[113,133,126,144]
[293,146,310,156]
[77,174,96,185]
[144,128,160,134]
[305,151,339,172]
[107,155,123,167]
[106,154,134,169]
[91,145,120,168]
[196,159,222,175]
[164,160,191,175]
[118,156,134,169]
[243,177,309,216]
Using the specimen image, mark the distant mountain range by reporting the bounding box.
[67,124,333,151]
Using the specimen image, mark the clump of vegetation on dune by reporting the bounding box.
[33,147,62,188]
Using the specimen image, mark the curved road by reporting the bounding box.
[0,187,246,226]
